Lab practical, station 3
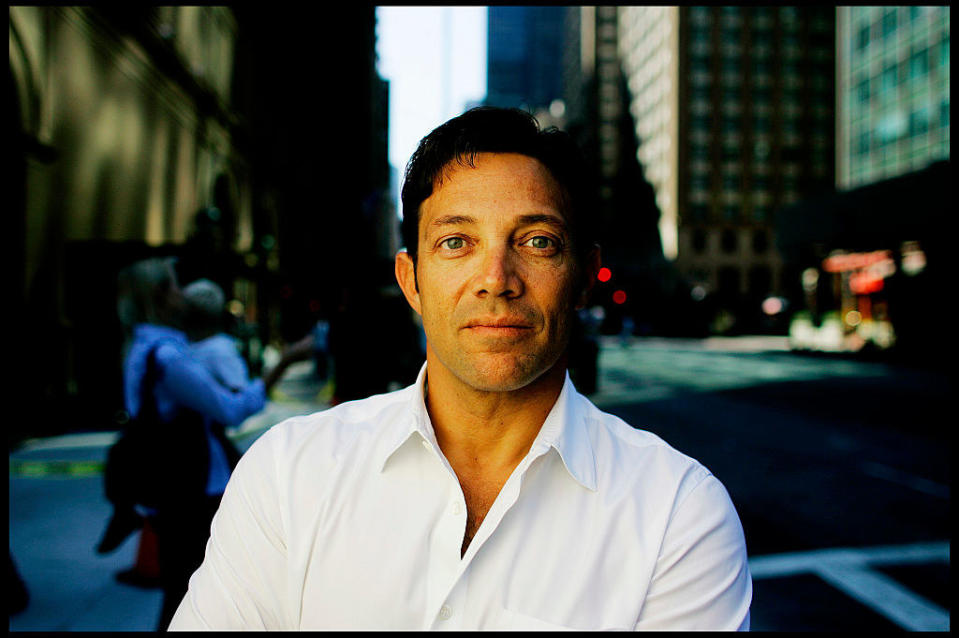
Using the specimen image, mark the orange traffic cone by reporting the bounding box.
[115,517,160,588]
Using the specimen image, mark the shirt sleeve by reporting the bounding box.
[196,336,251,391]
[157,344,266,426]
[168,426,290,630]
[634,474,752,631]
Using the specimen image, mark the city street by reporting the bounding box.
[592,337,951,631]
[9,339,952,631]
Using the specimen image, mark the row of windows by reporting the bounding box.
[853,99,951,155]
[847,139,949,186]
[854,7,942,53]
[689,114,833,136]
[685,264,779,300]
[853,39,950,104]
[687,227,772,256]
[690,56,832,78]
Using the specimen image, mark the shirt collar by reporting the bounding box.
[378,363,597,492]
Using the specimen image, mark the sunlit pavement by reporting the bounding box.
[9,362,327,632]
[10,344,951,630]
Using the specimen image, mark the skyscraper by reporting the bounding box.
[486,6,566,112]
[836,6,950,190]
[619,7,836,330]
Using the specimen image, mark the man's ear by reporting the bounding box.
[395,250,422,316]
[576,244,602,310]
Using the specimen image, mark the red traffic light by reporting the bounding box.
[612,290,627,305]
[597,267,612,282]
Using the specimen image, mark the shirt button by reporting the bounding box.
[452,502,463,515]
[438,605,452,621]
[421,440,431,451]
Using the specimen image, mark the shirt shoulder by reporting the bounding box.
[249,386,415,475]
[579,397,714,504]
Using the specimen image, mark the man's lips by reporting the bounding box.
[461,317,535,337]
[463,317,534,329]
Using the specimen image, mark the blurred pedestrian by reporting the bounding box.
[99,257,310,630]
[168,107,751,630]
[182,279,251,393]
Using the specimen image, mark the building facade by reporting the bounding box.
[486,6,566,113]
[836,6,950,190]
[10,7,254,438]
[619,6,836,331]
[9,6,398,439]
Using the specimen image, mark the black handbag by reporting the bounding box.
[104,344,171,510]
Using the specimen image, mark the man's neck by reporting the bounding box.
[424,356,567,479]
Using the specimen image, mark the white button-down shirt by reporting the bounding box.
[169,364,752,631]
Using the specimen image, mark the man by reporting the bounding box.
[168,107,752,631]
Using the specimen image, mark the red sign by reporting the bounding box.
[822,250,893,273]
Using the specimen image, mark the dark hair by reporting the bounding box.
[400,107,596,265]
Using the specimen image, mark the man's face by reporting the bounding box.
[396,152,596,393]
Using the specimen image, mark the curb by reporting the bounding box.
[9,398,327,478]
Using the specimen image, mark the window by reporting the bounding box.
[718,266,741,298]
[881,10,897,38]
[857,24,871,51]
[721,228,738,252]
[857,78,871,104]
[880,64,898,95]
[940,99,950,128]
[909,106,930,136]
[691,57,711,76]
[692,228,708,252]
[908,49,929,80]
[753,86,772,105]
[858,130,870,155]
[752,230,769,254]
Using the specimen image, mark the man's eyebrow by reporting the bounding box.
[429,213,568,232]
[431,214,476,228]
[518,214,568,232]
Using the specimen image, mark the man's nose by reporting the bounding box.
[474,245,523,299]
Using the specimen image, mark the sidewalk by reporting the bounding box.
[8,362,328,632]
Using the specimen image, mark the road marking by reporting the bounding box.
[859,461,950,499]
[816,562,949,631]
[750,541,950,631]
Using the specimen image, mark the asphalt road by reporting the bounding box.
[591,337,951,631]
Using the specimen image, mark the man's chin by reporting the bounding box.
[451,353,563,394]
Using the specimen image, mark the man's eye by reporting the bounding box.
[441,237,465,250]
[525,236,556,249]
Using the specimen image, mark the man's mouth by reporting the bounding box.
[462,317,534,336]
